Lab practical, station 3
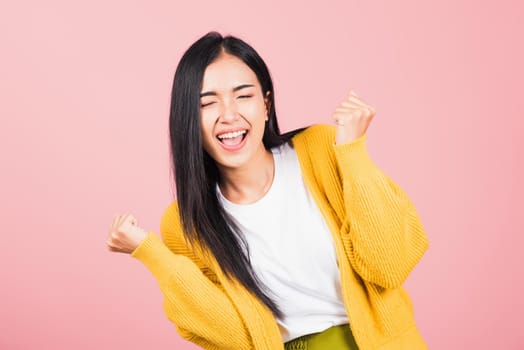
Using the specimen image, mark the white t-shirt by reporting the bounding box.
[217,142,349,342]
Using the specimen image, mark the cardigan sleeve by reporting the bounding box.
[333,133,429,289]
[130,203,251,349]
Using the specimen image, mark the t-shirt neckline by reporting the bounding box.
[217,146,283,210]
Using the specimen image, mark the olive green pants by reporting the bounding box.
[284,324,358,350]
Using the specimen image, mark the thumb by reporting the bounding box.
[124,214,138,226]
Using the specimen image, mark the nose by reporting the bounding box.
[219,98,239,123]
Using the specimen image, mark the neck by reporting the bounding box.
[218,148,275,205]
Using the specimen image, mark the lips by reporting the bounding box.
[216,129,248,151]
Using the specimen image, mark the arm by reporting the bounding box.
[130,206,251,349]
[333,133,429,289]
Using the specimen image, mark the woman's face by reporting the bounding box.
[199,52,270,171]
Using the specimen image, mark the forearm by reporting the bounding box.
[334,135,429,288]
[131,232,251,348]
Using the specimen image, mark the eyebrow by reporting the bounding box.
[200,84,255,98]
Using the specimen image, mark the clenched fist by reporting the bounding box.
[107,213,149,254]
[332,90,375,145]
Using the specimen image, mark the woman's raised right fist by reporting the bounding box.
[107,213,149,254]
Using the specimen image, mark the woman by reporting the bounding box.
[107,31,429,350]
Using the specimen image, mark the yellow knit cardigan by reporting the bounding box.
[131,124,430,349]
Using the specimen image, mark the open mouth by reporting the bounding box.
[217,130,248,149]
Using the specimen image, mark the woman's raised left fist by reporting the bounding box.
[332,90,375,145]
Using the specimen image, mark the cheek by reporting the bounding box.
[200,116,214,146]
[241,101,266,121]
[200,131,215,156]
[200,109,214,130]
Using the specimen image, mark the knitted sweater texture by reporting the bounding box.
[131,124,430,349]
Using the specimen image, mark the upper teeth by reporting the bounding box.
[218,130,246,139]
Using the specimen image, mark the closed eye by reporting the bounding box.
[201,102,215,108]
[238,95,253,99]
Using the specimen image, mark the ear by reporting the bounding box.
[264,91,271,116]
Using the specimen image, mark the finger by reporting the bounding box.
[365,103,376,115]
[341,102,374,117]
[341,101,363,109]
[347,95,368,107]
[123,214,137,226]
[334,109,362,119]
[349,90,366,102]
[347,89,366,101]
[112,213,120,230]
[117,214,130,230]
[333,117,346,126]
[332,113,354,125]
[341,110,364,120]
[128,214,137,226]
[335,107,362,115]
[107,238,116,250]
[348,94,375,115]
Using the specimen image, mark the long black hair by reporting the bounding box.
[169,31,305,318]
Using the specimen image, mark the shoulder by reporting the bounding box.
[291,124,337,161]
[160,201,214,269]
[292,124,336,148]
[159,201,191,253]
[160,201,181,236]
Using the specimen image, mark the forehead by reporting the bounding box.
[201,53,259,91]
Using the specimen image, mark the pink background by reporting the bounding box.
[1,0,522,349]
